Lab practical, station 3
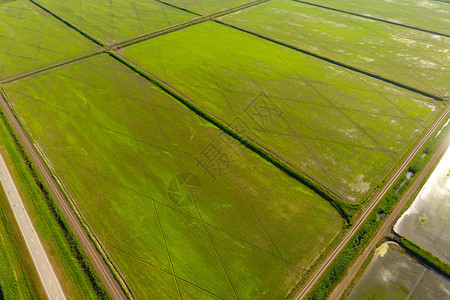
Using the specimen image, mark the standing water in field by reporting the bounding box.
[347,242,450,299]
[394,143,450,263]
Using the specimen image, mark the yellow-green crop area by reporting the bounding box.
[0,0,448,299]
[0,0,99,79]
[4,54,344,299]
[221,0,450,96]
[121,21,441,202]
[33,0,196,44]
[303,0,450,35]
[162,0,252,15]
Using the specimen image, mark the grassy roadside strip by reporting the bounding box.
[40,140,134,299]
[398,238,450,278]
[214,20,445,102]
[109,50,356,222]
[303,116,450,300]
[1,88,132,299]
[0,178,46,300]
[0,208,22,300]
[0,103,111,298]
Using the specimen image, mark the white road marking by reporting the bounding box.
[0,153,66,299]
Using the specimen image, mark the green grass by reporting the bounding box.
[299,0,450,36]
[0,100,110,298]
[0,0,99,79]
[33,0,196,44]
[221,0,450,97]
[0,203,33,300]
[399,238,450,278]
[121,21,441,203]
[4,54,344,299]
[303,116,450,299]
[0,174,49,300]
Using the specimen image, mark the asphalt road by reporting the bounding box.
[294,104,450,299]
[0,153,66,300]
[0,94,129,299]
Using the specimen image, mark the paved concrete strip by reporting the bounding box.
[0,153,66,300]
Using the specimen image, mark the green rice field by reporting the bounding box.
[221,0,450,96]
[163,0,252,15]
[303,0,450,35]
[121,21,442,203]
[347,242,450,299]
[0,0,99,79]
[34,0,197,44]
[0,0,448,299]
[3,54,344,299]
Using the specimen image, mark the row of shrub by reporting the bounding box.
[399,238,450,278]
[0,108,111,299]
[305,117,450,299]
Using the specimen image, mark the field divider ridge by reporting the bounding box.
[0,51,103,85]
[111,0,273,49]
[154,0,202,16]
[2,0,273,85]
[293,104,450,299]
[291,0,450,38]
[213,19,446,102]
[0,89,132,300]
[108,50,356,222]
[28,0,105,46]
[328,126,450,299]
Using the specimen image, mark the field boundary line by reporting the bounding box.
[154,0,202,16]
[0,89,132,300]
[0,51,102,85]
[111,0,272,49]
[108,50,355,222]
[214,20,446,101]
[291,0,450,38]
[28,0,105,46]
[329,130,450,300]
[0,1,273,85]
[293,104,450,299]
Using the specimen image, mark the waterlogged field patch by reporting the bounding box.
[34,0,196,44]
[163,0,251,15]
[303,0,450,36]
[221,0,450,96]
[0,0,98,79]
[4,54,344,299]
[121,21,441,202]
[347,242,450,299]
[394,144,450,263]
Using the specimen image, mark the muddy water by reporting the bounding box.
[347,242,450,299]
[394,144,450,263]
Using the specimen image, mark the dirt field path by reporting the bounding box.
[0,93,129,300]
[329,126,450,299]
[0,153,66,300]
[294,104,450,299]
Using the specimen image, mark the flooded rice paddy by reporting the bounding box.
[394,142,450,263]
[347,242,450,299]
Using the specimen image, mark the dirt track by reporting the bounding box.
[0,93,129,300]
[294,104,450,299]
[329,125,450,299]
